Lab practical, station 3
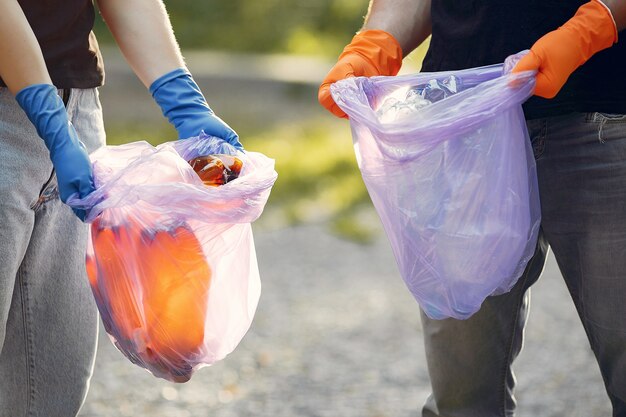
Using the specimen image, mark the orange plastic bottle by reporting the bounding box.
[88,218,212,382]
[88,219,145,344]
[139,225,212,375]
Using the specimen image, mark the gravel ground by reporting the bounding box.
[79,222,611,417]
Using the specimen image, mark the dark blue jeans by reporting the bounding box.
[421,112,626,417]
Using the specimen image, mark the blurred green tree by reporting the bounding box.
[95,0,370,57]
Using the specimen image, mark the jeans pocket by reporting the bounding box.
[596,112,626,122]
[69,89,106,154]
[30,170,59,211]
[585,112,626,143]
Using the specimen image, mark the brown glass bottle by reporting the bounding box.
[188,154,243,186]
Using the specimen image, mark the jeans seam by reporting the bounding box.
[17,266,36,417]
[499,253,537,417]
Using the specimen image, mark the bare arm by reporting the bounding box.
[96,0,185,88]
[0,0,52,94]
[362,0,432,56]
[97,0,240,147]
[602,0,626,30]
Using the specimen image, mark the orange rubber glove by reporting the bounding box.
[513,0,618,98]
[318,29,403,118]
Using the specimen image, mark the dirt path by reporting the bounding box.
[79,222,610,417]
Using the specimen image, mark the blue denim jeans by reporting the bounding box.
[421,112,626,417]
[0,88,105,416]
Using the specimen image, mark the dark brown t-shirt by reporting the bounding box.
[0,0,104,88]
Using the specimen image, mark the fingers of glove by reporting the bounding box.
[511,44,564,98]
[318,31,402,118]
[230,137,243,151]
[534,71,565,99]
[318,82,348,119]
[53,130,96,205]
[527,42,568,99]
[72,207,88,222]
[216,117,243,150]
[225,131,243,150]
[56,166,95,202]
[58,172,95,222]
[319,35,397,110]
[511,50,542,73]
[198,115,242,149]
[507,49,543,93]
[318,56,378,118]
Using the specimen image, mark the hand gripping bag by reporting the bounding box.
[330,60,540,320]
[69,134,277,382]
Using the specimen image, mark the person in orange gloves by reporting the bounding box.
[320,0,626,415]
[0,0,237,414]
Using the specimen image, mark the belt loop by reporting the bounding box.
[598,115,608,144]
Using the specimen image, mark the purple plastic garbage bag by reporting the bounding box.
[330,63,540,320]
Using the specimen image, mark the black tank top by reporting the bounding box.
[0,0,104,89]
[422,0,626,119]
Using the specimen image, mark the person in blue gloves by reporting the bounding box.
[0,1,237,415]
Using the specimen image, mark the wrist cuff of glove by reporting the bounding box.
[149,67,193,97]
[565,0,619,59]
[15,83,61,117]
[592,0,619,43]
[342,29,403,77]
[15,83,67,151]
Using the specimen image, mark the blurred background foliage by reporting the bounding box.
[95,0,369,57]
[94,0,429,243]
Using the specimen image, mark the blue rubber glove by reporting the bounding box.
[15,84,95,221]
[149,68,242,150]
